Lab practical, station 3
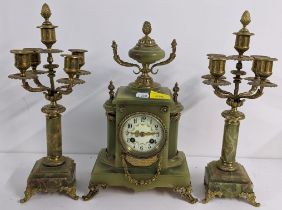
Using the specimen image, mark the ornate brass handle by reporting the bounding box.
[121,154,161,186]
[150,39,177,74]
[111,41,141,74]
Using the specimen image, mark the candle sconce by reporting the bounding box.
[201,11,277,206]
[8,4,90,202]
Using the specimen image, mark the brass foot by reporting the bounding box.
[82,184,107,201]
[173,186,198,204]
[60,186,79,200]
[20,187,36,203]
[202,189,223,204]
[239,192,260,207]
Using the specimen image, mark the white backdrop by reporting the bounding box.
[0,0,281,158]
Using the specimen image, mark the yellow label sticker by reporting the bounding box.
[150,91,171,100]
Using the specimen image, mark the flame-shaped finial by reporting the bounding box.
[41,3,51,21]
[142,21,152,36]
[171,39,177,48]
[240,10,251,28]
[108,81,115,100]
[173,82,179,103]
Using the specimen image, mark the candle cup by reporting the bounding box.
[208,55,227,79]
[10,49,32,76]
[233,11,254,55]
[69,49,88,68]
[61,54,80,78]
[250,55,269,77]
[39,27,57,49]
[251,55,277,79]
[234,34,251,55]
[23,48,42,70]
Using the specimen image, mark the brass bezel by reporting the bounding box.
[119,112,167,158]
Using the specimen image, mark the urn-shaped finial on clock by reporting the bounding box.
[83,22,197,203]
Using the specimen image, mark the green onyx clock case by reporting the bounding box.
[82,21,197,203]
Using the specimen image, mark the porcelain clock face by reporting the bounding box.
[120,113,166,157]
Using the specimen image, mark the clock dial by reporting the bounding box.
[120,113,165,157]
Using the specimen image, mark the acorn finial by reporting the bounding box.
[240,10,251,28]
[142,21,152,36]
[41,3,51,21]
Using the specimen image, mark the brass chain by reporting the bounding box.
[121,154,161,186]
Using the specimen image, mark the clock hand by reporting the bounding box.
[127,130,159,137]
[143,131,159,136]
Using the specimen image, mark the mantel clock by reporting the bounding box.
[83,21,197,203]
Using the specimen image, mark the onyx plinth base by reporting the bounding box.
[20,156,78,203]
[203,160,260,207]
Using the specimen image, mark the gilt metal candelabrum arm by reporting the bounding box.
[20,48,49,92]
[238,86,264,99]
[21,80,46,92]
[212,85,233,99]
[8,3,90,203]
[201,11,277,207]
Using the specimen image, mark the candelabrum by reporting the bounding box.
[8,4,90,203]
[201,11,277,206]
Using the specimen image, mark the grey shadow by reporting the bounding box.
[6,166,30,198]
[180,76,207,112]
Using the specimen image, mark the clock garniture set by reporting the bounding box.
[7,3,278,207]
[83,21,197,203]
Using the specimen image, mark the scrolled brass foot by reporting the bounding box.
[239,192,260,207]
[173,186,198,204]
[82,184,107,201]
[202,189,223,204]
[60,186,79,200]
[20,187,36,203]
